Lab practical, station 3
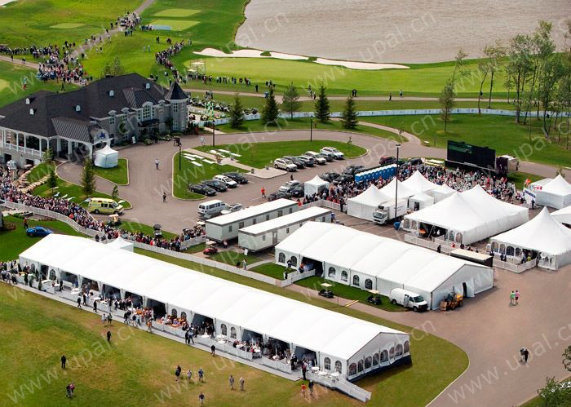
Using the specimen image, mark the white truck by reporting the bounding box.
[389,288,429,312]
[373,199,408,225]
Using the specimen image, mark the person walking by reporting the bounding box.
[301,383,307,398]
[187,369,193,382]
[93,300,98,313]
[65,383,75,398]
[162,192,167,203]
[510,290,515,306]
[147,319,152,333]
[308,380,314,396]
[520,347,529,363]
[77,296,82,308]
[198,368,204,382]
[302,362,307,380]
[101,313,106,324]
[107,313,113,326]
[155,158,160,170]
[198,392,205,406]
[239,377,245,391]
[261,187,266,199]
[515,290,520,305]
[242,259,247,270]
[229,375,235,390]
[106,330,112,343]
[61,355,67,369]
[175,365,181,382]
[185,329,191,345]
[210,344,216,356]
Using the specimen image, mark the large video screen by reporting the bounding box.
[447,141,495,169]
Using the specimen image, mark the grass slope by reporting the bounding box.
[197,140,366,169]
[93,158,129,185]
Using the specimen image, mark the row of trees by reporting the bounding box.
[229,84,358,130]
[439,20,571,140]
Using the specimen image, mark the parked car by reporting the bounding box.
[203,246,218,255]
[320,172,340,182]
[26,226,53,237]
[87,197,124,215]
[297,155,315,167]
[304,151,327,165]
[343,165,365,175]
[389,288,428,312]
[289,184,305,198]
[267,191,291,201]
[224,172,248,184]
[318,289,334,298]
[279,180,301,193]
[190,184,217,196]
[321,147,344,160]
[198,199,226,218]
[283,156,306,169]
[274,158,297,172]
[213,175,238,188]
[202,179,228,192]
[221,203,243,215]
[379,156,397,166]
[405,157,423,167]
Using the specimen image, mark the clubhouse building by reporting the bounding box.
[0,74,189,167]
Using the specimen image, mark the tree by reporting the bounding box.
[477,53,491,114]
[229,94,244,129]
[281,83,301,119]
[439,79,456,134]
[42,147,53,164]
[314,84,330,123]
[538,53,565,137]
[111,185,119,202]
[484,42,506,108]
[341,96,358,129]
[564,345,571,371]
[102,57,125,77]
[537,377,571,407]
[81,158,96,196]
[47,168,57,192]
[261,89,279,125]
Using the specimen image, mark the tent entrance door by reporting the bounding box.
[272,231,278,246]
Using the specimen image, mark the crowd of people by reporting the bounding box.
[155,40,187,77]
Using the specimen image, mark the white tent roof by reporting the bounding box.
[379,178,416,199]
[492,208,571,256]
[107,237,134,251]
[405,185,529,244]
[347,185,390,206]
[551,205,571,225]
[434,183,455,194]
[306,175,329,189]
[277,222,489,294]
[541,175,571,195]
[410,192,434,203]
[20,234,405,360]
[401,171,438,193]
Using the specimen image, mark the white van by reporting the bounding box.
[389,288,428,312]
[198,200,226,219]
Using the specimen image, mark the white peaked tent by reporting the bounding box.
[535,175,571,209]
[428,183,456,203]
[403,185,529,244]
[93,144,119,168]
[304,175,329,197]
[275,222,494,310]
[108,237,134,252]
[551,205,571,226]
[379,178,416,200]
[347,185,390,221]
[402,171,437,193]
[409,192,435,210]
[491,208,571,270]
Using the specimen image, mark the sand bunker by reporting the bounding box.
[194,48,408,69]
[0,0,16,5]
[50,23,85,29]
[237,0,570,63]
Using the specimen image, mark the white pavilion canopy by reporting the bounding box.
[304,175,329,197]
[401,171,438,193]
[346,185,390,221]
[551,205,571,226]
[535,175,571,209]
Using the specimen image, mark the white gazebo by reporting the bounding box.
[303,175,329,197]
[535,175,571,209]
[93,144,119,168]
[491,208,571,270]
[347,185,390,221]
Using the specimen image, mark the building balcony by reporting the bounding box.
[2,143,42,157]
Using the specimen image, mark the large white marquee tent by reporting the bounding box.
[275,222,493,309]
[401,171,438,193]
[535,175,571,209]
[20,234,409,381]
[551,205,571,226]
[304,175,329,197]
[346,185,390,221]
[491,208,571,270]
[402,185,529,244]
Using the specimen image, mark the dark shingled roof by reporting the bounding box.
[165,81,188,101]
[0,73,168,138]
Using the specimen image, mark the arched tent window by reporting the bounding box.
[380,350,388,362]
[365,356,372,369]
[324,357,331,370]
[455,233,463,243]
[373,353,380,366]
[515,248,522,257]
[221,324,227,336]
[500,244,506,253]
[348,363,357,376]
[404,341,410,354]
[365,279,373,290]
[506,246,515,256]
[180,312,187,320]
[396,344,403,357]
[448,230,455,241]
[49,269,56,280]
[341,271,348,282]
[357,360,364,373]
[171,309,178,318]
[402,219,410,229]
[328,267,336,278]
[491,242,498,252]
[411,221,417,229]
[278,253,286,263]
[335,361,342,373]
[230,327,237,339]
[290,256,297,266]
[389,347,395,359]
[352,275,360,286]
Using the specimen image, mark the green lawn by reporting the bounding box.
[136,248,469,407]
[207,249,262,267]
[183,242,206,253]
[0,215,83,261]
[26,162,55,183]
[172,152,245,199]
[93,158,129,185]
[0,0,143,47]
[197,139,367,169]
[119,220,177,240]
[508,172,543,190]
[295,276,405,312]
[364,114,571,167]
[251,263,287,280]
[32,177,132,209]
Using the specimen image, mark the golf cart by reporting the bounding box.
[318,282,334,298]
[367,290,382,305]
[439,293,464,311]
[108,214,121,227]
[203,240,218,256]
[153,224,162,238]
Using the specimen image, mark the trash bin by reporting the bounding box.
[394,221,400,230]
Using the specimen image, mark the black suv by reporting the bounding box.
[224,172,248,184]
[320,172,340,182]
[202,179,228,192]
[189,184,217,196]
